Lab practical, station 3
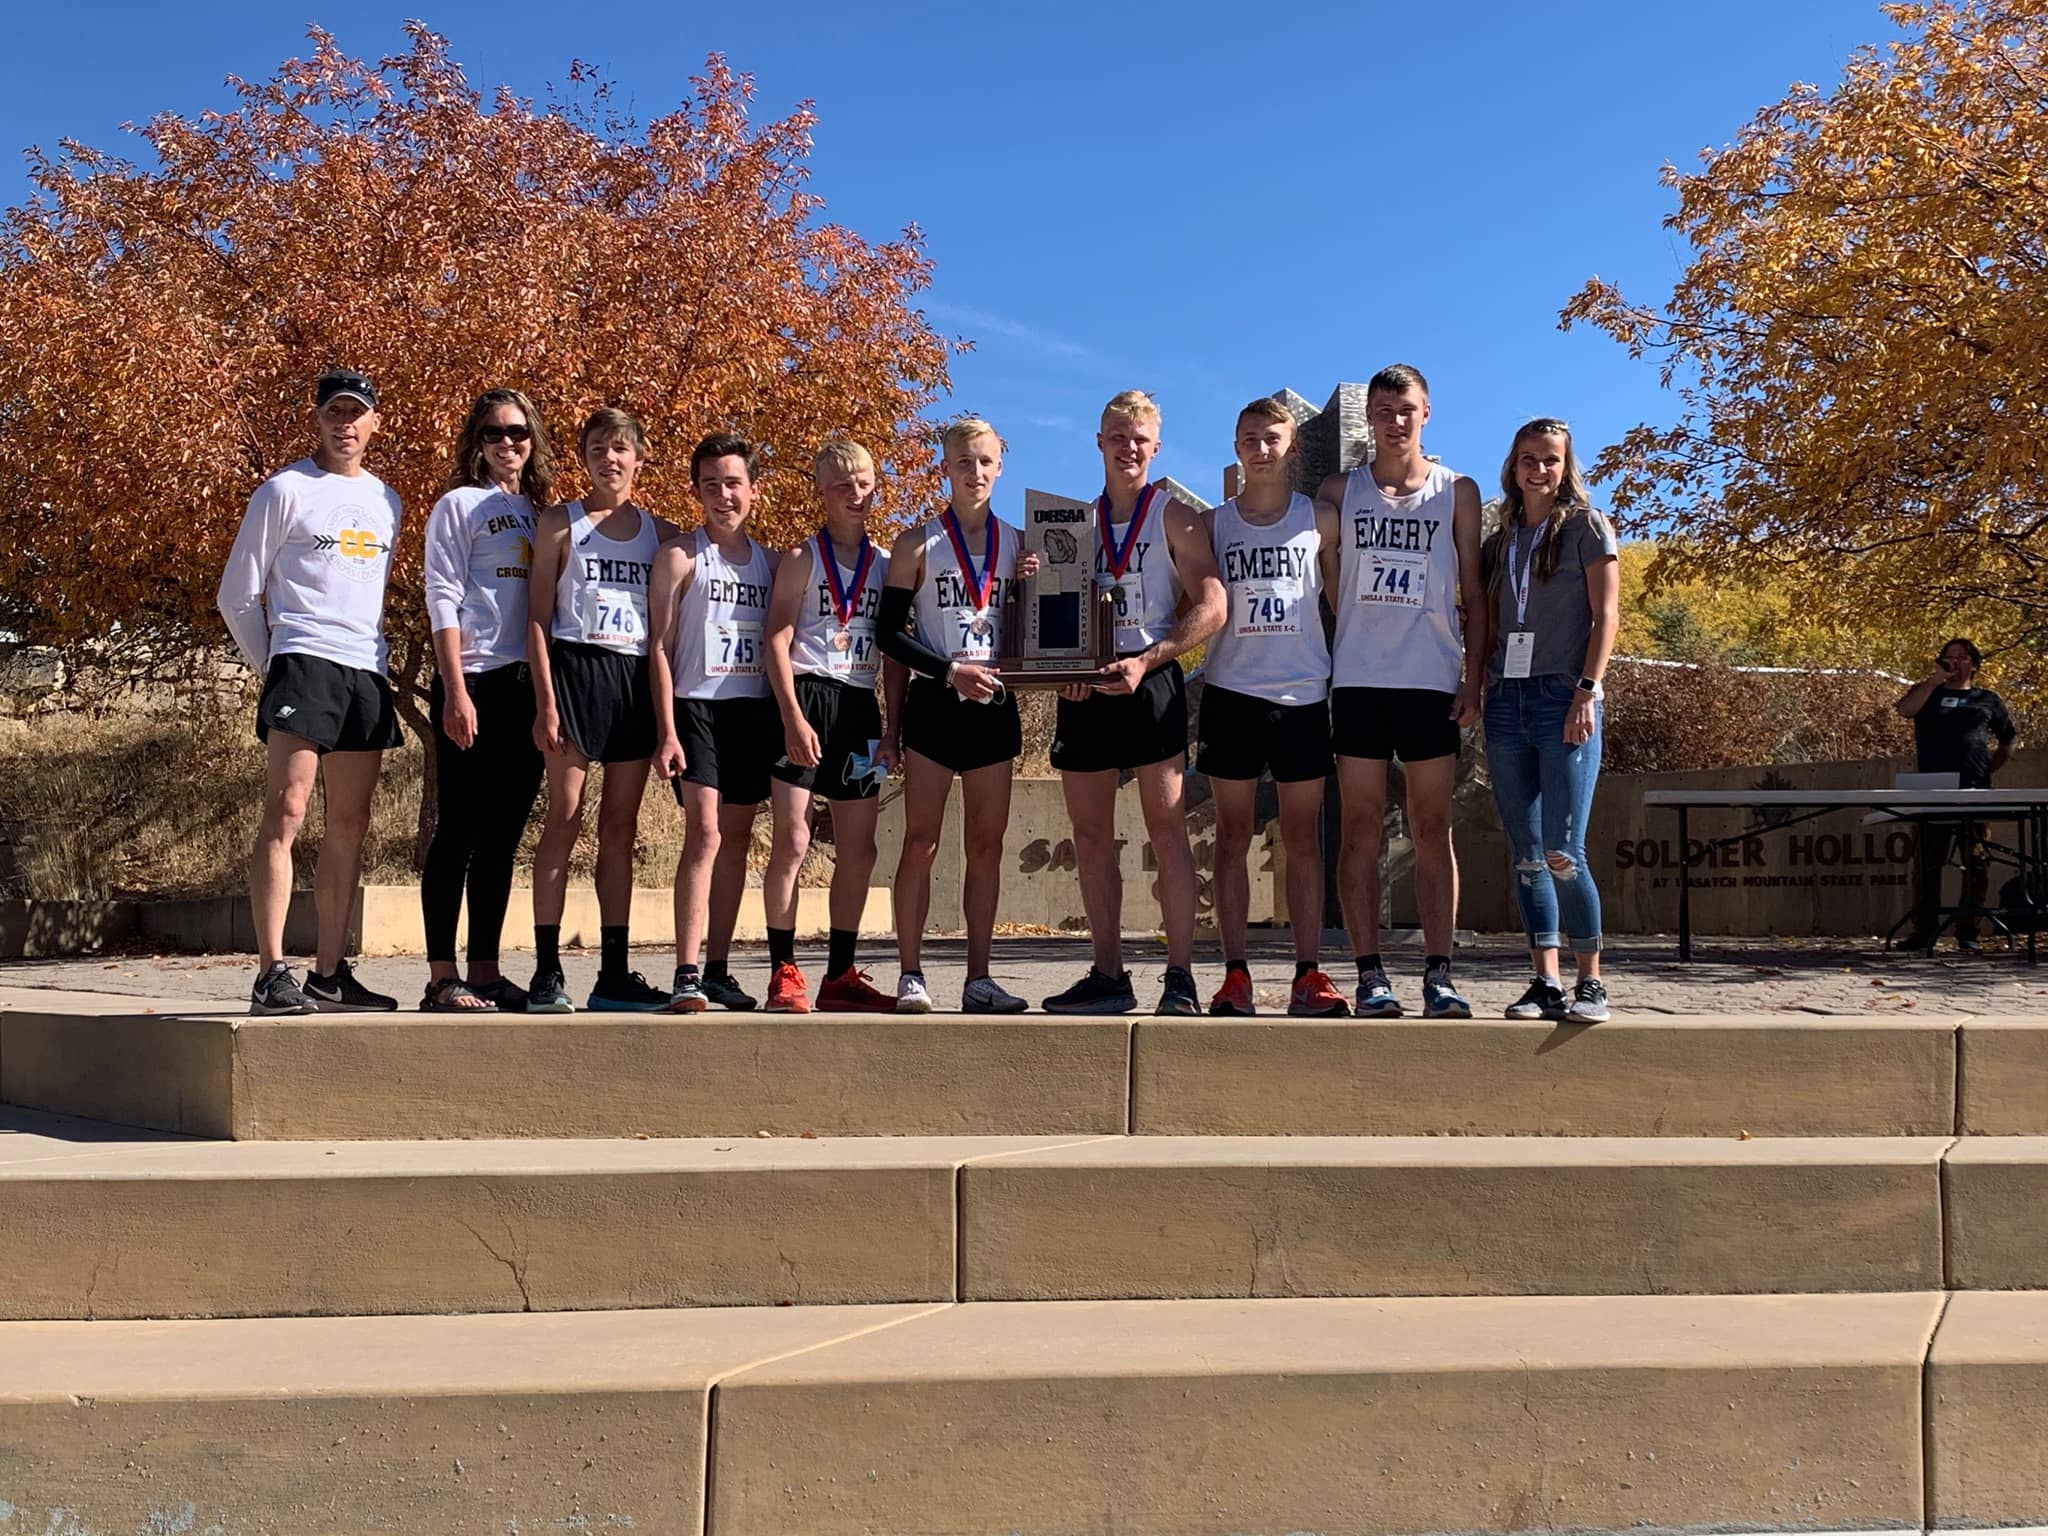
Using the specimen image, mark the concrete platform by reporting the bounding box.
[1957,1019,2048,1133]
[0,1008,1132,1139]
[1132,1015,1962,1136]
[0,1111,1107,1319]
[1938,1136,2048,1289]
[961,1135,1950,1299]
[1926,1290,2048,1527]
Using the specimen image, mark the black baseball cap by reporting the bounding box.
[315,369,378,410]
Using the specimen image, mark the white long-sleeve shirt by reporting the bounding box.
[216,459,402,674]
[422,485,536,673]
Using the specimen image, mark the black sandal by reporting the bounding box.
[420,976,496,1012]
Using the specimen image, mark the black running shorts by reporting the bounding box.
[1195,683,1332,783]
[672,693,780,806]
[770,675,886,801]
[899,676,1022,775]
[256,652,404,754]
[548,639,655,764]
[1051,659,1188,774]
[1330,685,1462,763]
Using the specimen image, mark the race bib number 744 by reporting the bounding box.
[1357,550,1427,607]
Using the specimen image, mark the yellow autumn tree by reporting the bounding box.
[0,25,952,725]
[1564,0,2048,709]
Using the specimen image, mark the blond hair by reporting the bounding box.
[1100,389,1160,427]
[813,439,874,481]
[939,416,1003,457]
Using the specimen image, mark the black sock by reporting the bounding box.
[601,925,628,978]
[768,926,796,966]
[1425,953,1452,973]
[704,960,732,983]
[826,927,857,979]
[1295,960,1319,981]
[676,962,700,981]
[1355,953,1383,980]
[1225,959,1250,977]
[536,925,560,974]
[902,968,924,981]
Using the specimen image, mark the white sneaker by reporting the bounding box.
[895,972,934,1013]
[962,974,1028,1014]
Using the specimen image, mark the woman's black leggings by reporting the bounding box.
[420,663,543,965]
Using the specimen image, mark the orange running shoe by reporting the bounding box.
[816,966,894,1013]
[1207,967,1256,1016]
[1288,967,1350,1018]
[765,960,811,1014]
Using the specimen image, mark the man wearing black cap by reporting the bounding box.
[217,369,405,1013]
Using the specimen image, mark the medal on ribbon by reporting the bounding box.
[1096,483,1156,602]
[819,529,874,653]
[943,505,999,618]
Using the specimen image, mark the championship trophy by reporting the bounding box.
[996,493,1117,687]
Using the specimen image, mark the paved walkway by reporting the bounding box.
[1,932,2042,1015]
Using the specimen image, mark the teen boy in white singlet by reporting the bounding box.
[527,407,678,1013]
[1196,399,1347,1018]
[757,440,898,1013]
[217,369,403,1016]
[650,433,783,1012]
[1316,364,1485,1020]
[1042,390,1225,1018]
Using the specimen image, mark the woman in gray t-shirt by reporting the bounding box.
[1478,418,1620,1021]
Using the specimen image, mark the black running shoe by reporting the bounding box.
[1041,966,1137,1015]
[249,961,316,1017]
[701,970,759,1011]
[526,968,576,1014]
[1157,966,1200,1016]
[1503,976,1568,1021]
[303,959,398,1012]
[587,970,670,1012]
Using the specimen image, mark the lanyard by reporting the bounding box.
[1096,483,1157,580]
[942,506,998,612]
[818,530,874,626]
[1508,521,1547,626]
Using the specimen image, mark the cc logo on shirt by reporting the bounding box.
[316,509,390,583]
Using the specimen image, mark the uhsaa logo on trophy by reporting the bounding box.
[996,490,1118,687]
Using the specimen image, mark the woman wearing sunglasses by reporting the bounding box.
[417,389,557,1010]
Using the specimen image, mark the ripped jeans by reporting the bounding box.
[1485,675,1603,953]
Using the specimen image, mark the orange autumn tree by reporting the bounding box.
[1563,0,2048,709]
[0,25,950,727]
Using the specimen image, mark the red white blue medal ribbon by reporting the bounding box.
[818,530,875,627]
[1096,483,1157,580]
[943,505,998,613]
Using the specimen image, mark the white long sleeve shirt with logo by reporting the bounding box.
[422,485,536,674]
[215,458,402,675]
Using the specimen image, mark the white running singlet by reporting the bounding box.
[909,510,1017,666]
[550,502,659,655]
[1205,493,1330,704]
[790,531,890,686]
[1331,462,1464,693]
[423,486,536,673]
[1091,482,1181,654]
[673,528,774,700]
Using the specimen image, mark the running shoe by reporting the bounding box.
[961,974,1028,1013]
[765,960,812,1014]
[668,968,709,1013]
[1287,968,1349,1018]
[1208,968,1257,1017]
[1042,966,1138,1015]
[303,959,398,1012]
[1354,968,1402,1019]
[471,975,528,1013]
[701,970,758,1011]
[1566,976,1610,1023]
[249,961,316,1017]
[1157,966,1201,1016]
[1421,960,1473,1020]
[526,968,575,1014]
[818,967,895,1013]
[1504,976,1569,1021]
[587,970,670,1012]
[894,972,934,1014]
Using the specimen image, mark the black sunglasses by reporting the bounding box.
[480,424,532,444]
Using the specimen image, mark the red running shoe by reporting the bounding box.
[1207,967,1257,1016]
[765,960,811,1014]
[1288,968,1350,1018]
[816,966,894,1013]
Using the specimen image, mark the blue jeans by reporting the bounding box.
[1485,676,1603,953]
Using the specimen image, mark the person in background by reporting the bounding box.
[417,388,553,1010]
[1895,637,2019,952]
[1480,417,1619,1022]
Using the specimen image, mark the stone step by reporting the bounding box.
[0,1293,1942,1536]
[1,1005,1995,1140]
[0,1112,1975,1319]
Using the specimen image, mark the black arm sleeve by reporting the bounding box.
[877,584,953,681]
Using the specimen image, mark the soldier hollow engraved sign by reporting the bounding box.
[997,496,1116,686]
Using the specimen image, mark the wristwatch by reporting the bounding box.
[1576,676,1604,699]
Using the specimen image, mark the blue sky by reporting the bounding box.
[0,1,1901,515]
